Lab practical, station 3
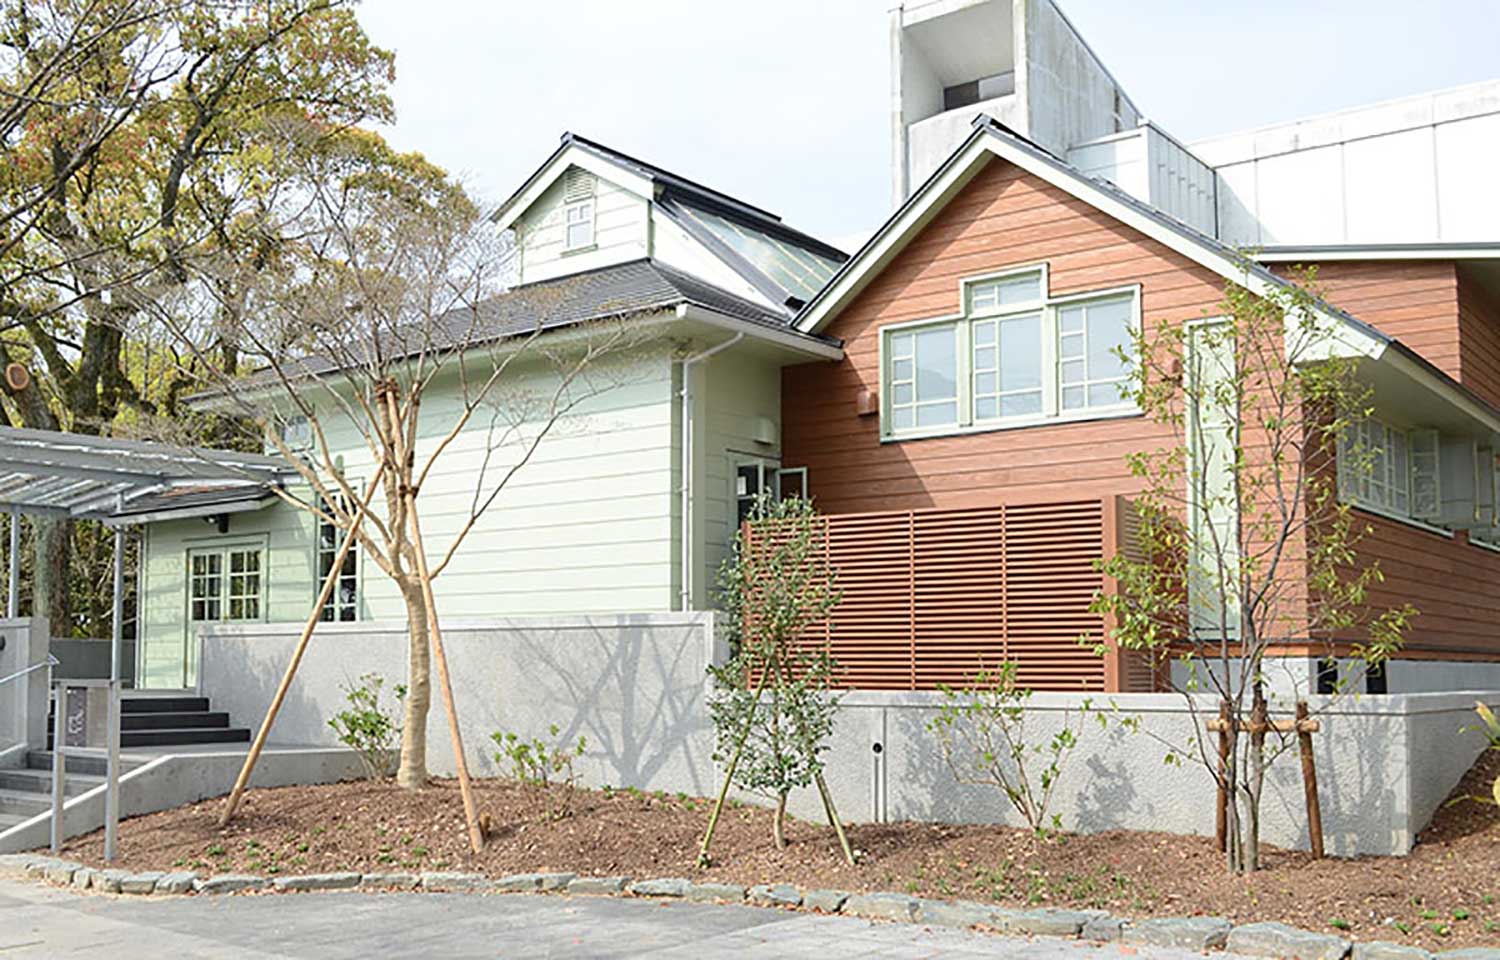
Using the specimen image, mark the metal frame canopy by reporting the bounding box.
[0,425,294,523]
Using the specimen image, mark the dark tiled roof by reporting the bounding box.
[195,259,837,401]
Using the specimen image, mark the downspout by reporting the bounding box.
[679,330,744,612]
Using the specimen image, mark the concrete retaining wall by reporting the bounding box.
[196,616,1498,857]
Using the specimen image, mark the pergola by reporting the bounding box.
[0,425,294,860]
[0,424,294,619]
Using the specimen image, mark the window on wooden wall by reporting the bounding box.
[880,265,1138,440]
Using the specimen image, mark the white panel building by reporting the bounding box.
[890,0,1500,252]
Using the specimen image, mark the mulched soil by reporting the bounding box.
[61,748,1500,951]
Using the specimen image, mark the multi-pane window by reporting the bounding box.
[564,200,594,250]
[735,461,809,525]
[882,267,1137,438]
[888,325,958,430]
[971,313,1043,420]
[227,549,262,620]
[189,553,222,622]
[188,545,263,624]
[317,497,359,622]
[1338,418,1410,516]
[1058,297,1133,411]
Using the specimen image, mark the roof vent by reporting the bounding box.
[563,167,597,203]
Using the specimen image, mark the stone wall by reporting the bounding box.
[196,616,1498,857]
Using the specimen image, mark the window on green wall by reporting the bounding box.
[881,265,1139,440]
[188,543,264,624]
[316,495,359,622]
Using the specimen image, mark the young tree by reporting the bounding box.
[1093,269,1414,872]
[155,120,653,830]
[698,492,853,865]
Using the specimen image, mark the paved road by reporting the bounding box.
[0,879,1229,959]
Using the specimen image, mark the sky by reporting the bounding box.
[356,0,1500,250]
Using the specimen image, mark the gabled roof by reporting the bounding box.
[190,258,842,405]
[792,115,1500,437]
[490,132,847,313]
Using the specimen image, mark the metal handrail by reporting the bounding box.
[0,653,59,688]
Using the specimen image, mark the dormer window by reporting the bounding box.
[564,200,594,251]
[562,167,597,252]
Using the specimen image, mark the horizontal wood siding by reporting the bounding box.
[777,500,1130,691]
[1458,270,1500,410]
[1282,260,1461,382]
[783,158,1229,516]
[1352,511,1500,659]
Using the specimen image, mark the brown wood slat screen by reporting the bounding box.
[775,498,1148,692]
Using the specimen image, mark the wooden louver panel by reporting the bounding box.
[779,499,1113,692]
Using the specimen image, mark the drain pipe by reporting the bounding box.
[679,331,744,612]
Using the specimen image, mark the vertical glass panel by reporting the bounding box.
[914,326,957,401]
[1086,298,1132,380]
[997,316,1042,391]
[1059,305,1085,334]
[1062,386,1085,410]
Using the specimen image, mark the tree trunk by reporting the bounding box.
[1247,688,1268,871]
[396,577,431,789]
[773,792,788,850]
[33,517,71,634]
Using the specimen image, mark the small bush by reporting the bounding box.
[491,724,586,787]
[328,673,406,779]
[928,662,1090,836]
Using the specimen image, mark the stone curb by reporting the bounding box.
[4,854,1492,960]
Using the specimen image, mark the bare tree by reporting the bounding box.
[1093,269,1414,872]
[154,124,655,831]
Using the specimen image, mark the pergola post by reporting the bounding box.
[7,506,17,618]
[104,507,124,862]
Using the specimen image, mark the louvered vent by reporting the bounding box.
[743,499,1150,692]
[563,167,597,202]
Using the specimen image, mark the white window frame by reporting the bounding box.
[315,494,360,623]
[563,199,595,251]
[879,264,1140,441]
[1338,417,1412,519]
[186,538,268,626]
[732,458,808,526]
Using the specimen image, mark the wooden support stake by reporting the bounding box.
[221,473,382,826]
[1296,701,1325,859]
[1206,717,1319,734]
[1215,699,1230,853]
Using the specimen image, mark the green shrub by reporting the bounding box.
[490,724,586,787]
[328,673,405,779]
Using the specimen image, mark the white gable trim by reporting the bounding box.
[794,124,1387,363]
[492,144,654,234]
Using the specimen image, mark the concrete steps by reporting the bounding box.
[46,694,251,749]
[2,691,250,849]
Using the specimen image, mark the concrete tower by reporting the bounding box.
[890,0,1140,203]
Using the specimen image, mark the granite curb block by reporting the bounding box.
[194,874,271,895]
[627,877,691,898]
[1227,921,1352,960]
[1122,916,1234,952]
[747,883,802,907]
[6,858,1486,958]
[566,876,631,895]
[684,882,746,903]
[802,889,850,913]
[272,872,361,892]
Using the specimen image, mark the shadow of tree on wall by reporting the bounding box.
[478,617,715,795]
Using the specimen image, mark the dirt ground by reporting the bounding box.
[61,748,1500,951]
